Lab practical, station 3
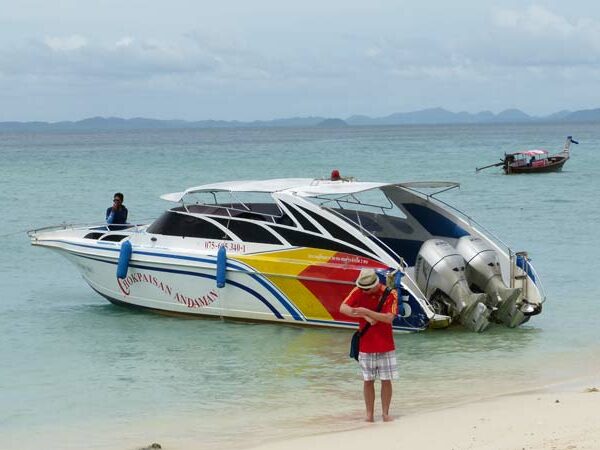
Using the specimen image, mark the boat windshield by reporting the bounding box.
[181,191,290,222]
[306,188,407,218]
[307,185,468,266]
[307,187,416,257]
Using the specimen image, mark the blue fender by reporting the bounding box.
[116,240,132,279]
[216,246,227,288]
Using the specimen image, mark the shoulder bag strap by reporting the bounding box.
[358,287,392,337]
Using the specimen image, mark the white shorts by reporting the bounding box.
[358,351,399,381]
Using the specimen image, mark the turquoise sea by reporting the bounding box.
[1,123,599,449]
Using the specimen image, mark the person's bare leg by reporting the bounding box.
[363,380,375,422]
[381,380,393,422]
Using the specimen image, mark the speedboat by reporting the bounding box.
[476,136,578,174]
[28,175,545,332]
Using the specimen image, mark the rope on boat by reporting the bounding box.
[0,229,35,239]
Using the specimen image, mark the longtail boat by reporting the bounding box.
[477,136,578,174]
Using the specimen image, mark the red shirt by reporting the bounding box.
[343,285,397,353]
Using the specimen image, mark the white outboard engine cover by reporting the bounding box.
[456,236,524,327]
[415,239,491,332]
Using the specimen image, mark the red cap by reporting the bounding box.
[330,169,341,181]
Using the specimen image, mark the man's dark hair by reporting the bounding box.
[114,192,124,201]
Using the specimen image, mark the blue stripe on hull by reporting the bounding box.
[43,240,302,320]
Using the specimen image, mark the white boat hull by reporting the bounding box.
[36,237,429,331]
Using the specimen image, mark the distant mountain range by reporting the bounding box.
[2,107,600,131]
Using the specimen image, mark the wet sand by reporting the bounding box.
[244,381,600,450]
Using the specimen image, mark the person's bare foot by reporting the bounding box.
[382,414,394,422]
[365,415,375,423]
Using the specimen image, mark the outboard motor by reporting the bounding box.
[415,239,491,332]
[455,236,524,328]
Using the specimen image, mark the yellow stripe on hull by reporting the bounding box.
[234,248,340,321]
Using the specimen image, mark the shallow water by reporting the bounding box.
[1,123,599,449]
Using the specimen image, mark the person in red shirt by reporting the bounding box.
[340,268,398,422]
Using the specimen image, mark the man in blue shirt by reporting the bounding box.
[106,192,128,224]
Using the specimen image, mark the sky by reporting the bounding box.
[1,0,600,121]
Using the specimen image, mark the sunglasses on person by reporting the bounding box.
[113,198,122,203]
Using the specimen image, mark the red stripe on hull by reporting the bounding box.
[298,252,388,322]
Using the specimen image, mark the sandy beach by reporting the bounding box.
[247,381,600,450]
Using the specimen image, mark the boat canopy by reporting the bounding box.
[511,149,548,157]
[161,178,313,202]
[288,182,389,197]
[160,178,460,202]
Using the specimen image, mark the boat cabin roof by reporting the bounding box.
[160,179,460,202]
[509,149,548,157]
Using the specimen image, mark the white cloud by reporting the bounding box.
[0,33,275,82]
[493,5,574,37]
[365,47,383,58]
[3,5,600,120]
[492,5,600,54]
[44,35,88,52]
[6,7,598,91]
[115,37,134,48]
[2,6,592,89]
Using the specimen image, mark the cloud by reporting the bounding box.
[355,5,600,81]
[43,35,88,52]
[493,5,574,36]
[352,5,600,83]
[0,29,356,89]
[0,33,275,83]
[2,7,600,106]
[489,5,600,63]
[115,37,134,48]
